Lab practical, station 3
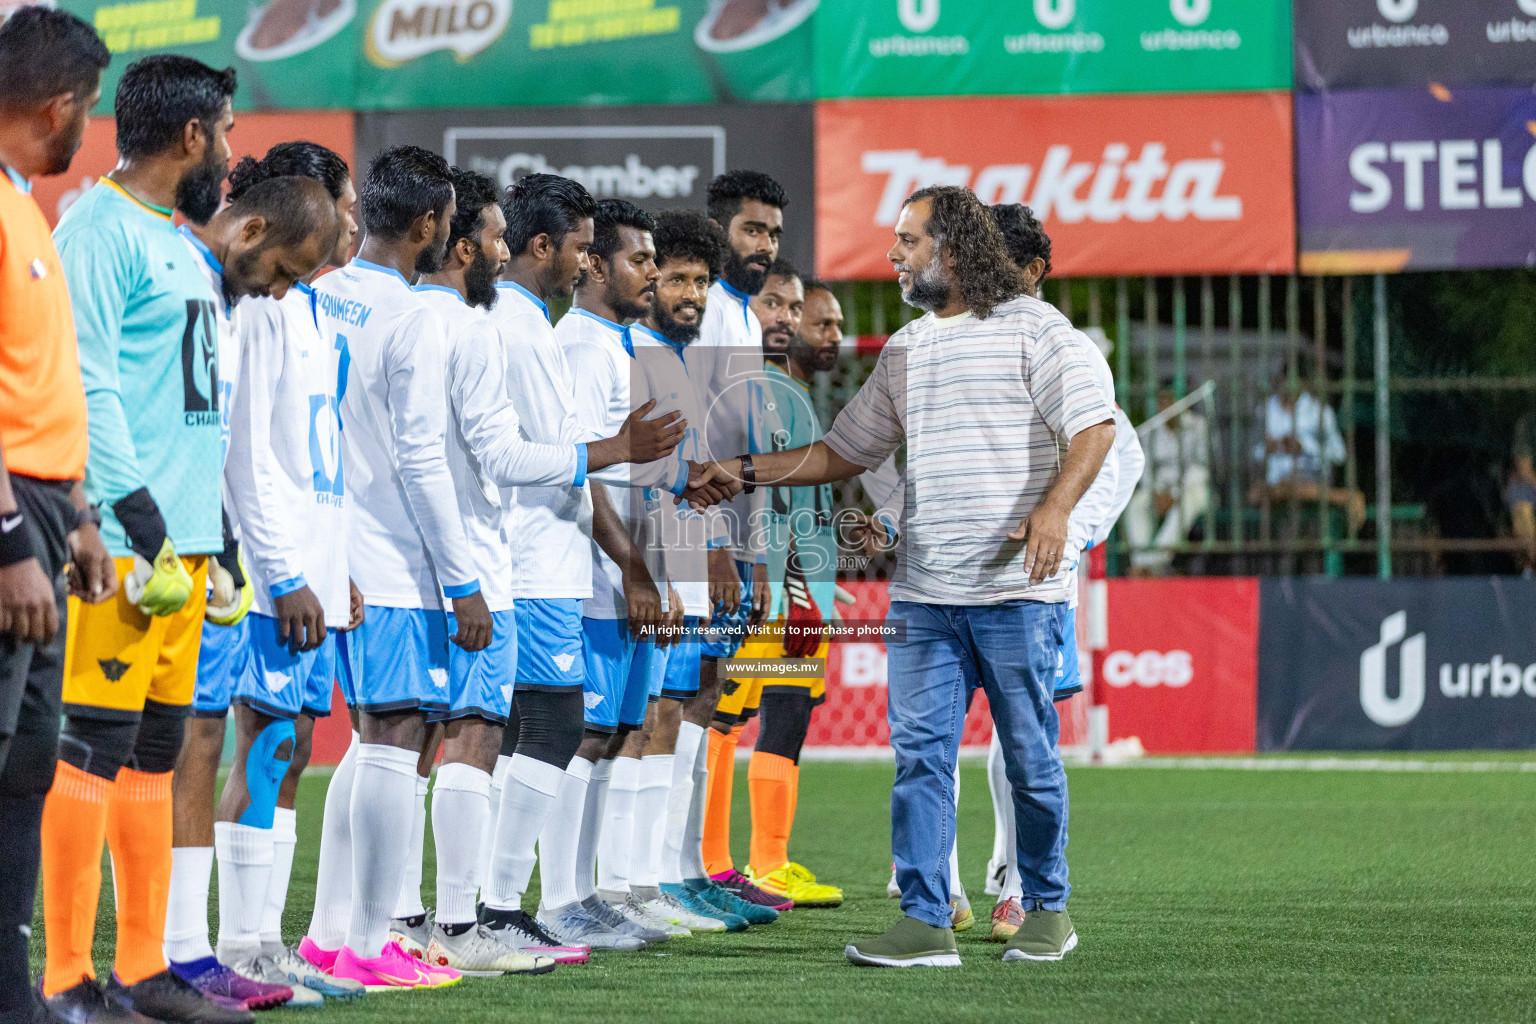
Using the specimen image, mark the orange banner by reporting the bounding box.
[814,93,1296,281]
[31,111,356,227]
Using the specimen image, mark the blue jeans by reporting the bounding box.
[887,600,1070,927]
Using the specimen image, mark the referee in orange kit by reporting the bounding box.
[0,9,116,1021]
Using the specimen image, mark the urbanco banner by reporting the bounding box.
[1296,86,1536,273]
[814,93,1296,280]
[815,0,1291,98]
[356,103,816,272]
[1257,578,1536,750]
[1293,0,1536,92]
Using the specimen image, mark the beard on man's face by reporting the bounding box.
[176,145,227,226]
[761,325,793,356]
[464,247,500,310]
[43,119,88,177]
[654,299,701,345]
[722,248,769,295]
[902,259,952,312]
[414,234,450,276]
[609,282,653,323]
[223,245,262,306]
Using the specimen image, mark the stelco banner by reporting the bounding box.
[814,0,1291,98]
[356,103,815,272]
[1296,86,1536,273]
[56,0,815,111]
[815,93,1296,280]
[1258,578,1536,750]
[1293,0,1536,91]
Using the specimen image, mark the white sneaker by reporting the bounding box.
[638,890,726,933]
[260,944,364,1000]
[388,911,433,960]
[425,922,557,976]
[610,893,690,938]
[233,954,323,1007]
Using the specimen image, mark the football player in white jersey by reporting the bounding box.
[164,172,342,1010]
[413,170,680,970]
[476,175,682,955]
[299,145,486,992]
[618,211,775,932]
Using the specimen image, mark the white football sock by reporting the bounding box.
[630,754,673,889]
[483,754,564,911]
[535,756,593,912]
[574,758,612,902]
[163,846,214,964]
[261,806,298,952]
[432,762,491,927]
[680,725,711,880]
[306,731,358,949]
[478,754,513,893]
[214,821,274,965]
[986,730,1011,883]
[660,721,704,884]
[345,743,419,957]
[392,772,429,920]
[597,755,640,895]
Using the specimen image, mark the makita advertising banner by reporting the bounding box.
[1293,0,1536,92]
[1099,578,1259,754]
[58,0,814,111]
[1295,86,1536,274]
[815,0,1291,98]
[814,93,1296,280]
[1258,578,1536,751]
[356,104,815,272]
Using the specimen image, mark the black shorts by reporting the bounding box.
[0,475,74,795]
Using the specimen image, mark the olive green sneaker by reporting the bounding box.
[845,916,961,968]
[1002,907,1077,962]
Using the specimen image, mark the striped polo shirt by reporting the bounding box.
[822,294,1113,606]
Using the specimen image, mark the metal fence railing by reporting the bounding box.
[821,275,1535,580]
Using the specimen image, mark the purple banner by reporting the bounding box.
[1296,85,1536,273]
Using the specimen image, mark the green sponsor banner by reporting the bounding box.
[57,0,816,110]
[815,0,1291,98]
[356,0,815,108]
[60,0,360,110]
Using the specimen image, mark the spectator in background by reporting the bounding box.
[1125,387,1209,575]
[1252,376,1364,534]
[1507,410,1536,569]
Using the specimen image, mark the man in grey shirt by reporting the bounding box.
[682,185,1114,966]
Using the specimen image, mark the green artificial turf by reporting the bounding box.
[32,758,1536,1023]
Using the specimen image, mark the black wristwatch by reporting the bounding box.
[739,454,757,495]
[75,504,103,531]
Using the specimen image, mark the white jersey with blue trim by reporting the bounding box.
[628,322,719,618]
[557,307,690,620]
[419,283,588,612]
[695,278,770,563]
[224,284,351,627]
[316,258,481,610]
[485,281,595,600]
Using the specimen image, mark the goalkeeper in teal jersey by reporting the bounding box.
[706,262,847,909]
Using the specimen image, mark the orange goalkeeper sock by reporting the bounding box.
[702,725,743,877]
[747,752,795,875]
[40,762,110,996]
[105,768,173,985]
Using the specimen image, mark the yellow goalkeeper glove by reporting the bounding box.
[206,549,253,626]
[124,538,194,617]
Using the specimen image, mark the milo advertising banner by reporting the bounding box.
[52,0,816,110]
[356,0,815,108]
[814,0,1292,98]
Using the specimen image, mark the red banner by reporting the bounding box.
[31,112,356,228]
[814,93,1296,281]
[1097,577,1259,753]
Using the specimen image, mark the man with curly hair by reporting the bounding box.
[684,185,1116,967]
